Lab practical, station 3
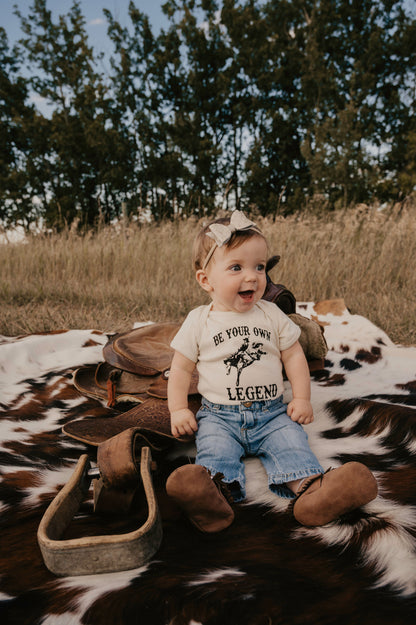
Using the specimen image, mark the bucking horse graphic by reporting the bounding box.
[224,338,266,386]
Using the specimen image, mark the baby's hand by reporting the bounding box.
[170,408,198,438]
[287,398,314,425]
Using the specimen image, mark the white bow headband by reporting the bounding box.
[202,210,261,270]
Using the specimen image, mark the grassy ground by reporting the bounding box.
[1,202,415,345]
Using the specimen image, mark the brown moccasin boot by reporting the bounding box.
[166,464,234,533]
[292,461,378,526]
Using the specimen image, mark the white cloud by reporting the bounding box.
[89,18,105,26]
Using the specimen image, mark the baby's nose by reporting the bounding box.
[244,269,257,281]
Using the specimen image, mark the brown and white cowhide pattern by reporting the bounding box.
[1,300,415,625]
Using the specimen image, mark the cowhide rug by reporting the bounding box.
[1,299,415,625]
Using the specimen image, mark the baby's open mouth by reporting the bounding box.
[239,290,254,300]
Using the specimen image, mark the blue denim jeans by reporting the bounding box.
[195,396,324,501]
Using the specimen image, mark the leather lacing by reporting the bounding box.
[212,472,235,505]
[288,468,332,516]
[106,369,122,407]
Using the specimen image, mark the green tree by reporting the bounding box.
[376,2,416,199]
[16,0,133,227]
[3,0,416,228]
[221,0,309,214]
[0,27,43,230]
[107,1,193,220]
[163,0,234,213]
[298,0,416,206]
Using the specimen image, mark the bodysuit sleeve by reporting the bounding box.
[257,300,301,352]
[276,308,301,351]
[170,306,204,363]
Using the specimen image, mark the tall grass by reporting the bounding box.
[1,202,415,344]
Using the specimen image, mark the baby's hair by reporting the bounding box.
[192,216,267,271]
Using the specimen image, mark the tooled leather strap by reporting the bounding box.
[94,427,158,514]
[97,427,142,489]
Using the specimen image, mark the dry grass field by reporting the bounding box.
[1,201,415,345]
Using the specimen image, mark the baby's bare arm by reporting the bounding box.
[281,341,314,425]
[168,351,198,437]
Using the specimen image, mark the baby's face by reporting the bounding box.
[204,235,268,313]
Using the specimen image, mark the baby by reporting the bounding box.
[167,211,377,531]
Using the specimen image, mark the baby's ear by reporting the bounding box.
[196,269,213,293]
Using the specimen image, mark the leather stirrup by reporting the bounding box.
[37,442,162,576]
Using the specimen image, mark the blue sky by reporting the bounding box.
[1,1,169,56]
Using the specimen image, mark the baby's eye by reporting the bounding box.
[230,264,241,272]
[257,263,266,271]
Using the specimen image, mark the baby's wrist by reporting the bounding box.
[170,407,190,418]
